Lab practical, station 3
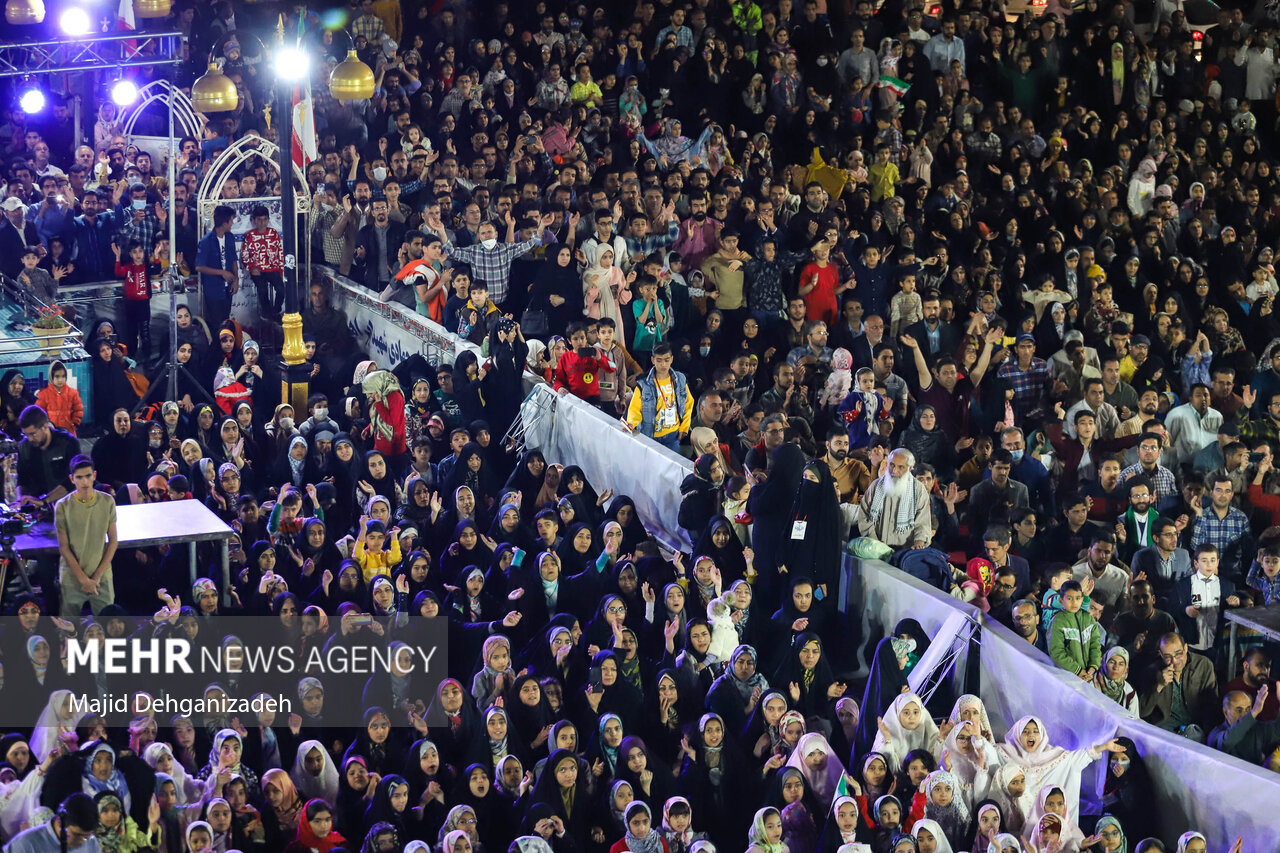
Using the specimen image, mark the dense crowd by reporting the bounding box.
[3,0,1280,851]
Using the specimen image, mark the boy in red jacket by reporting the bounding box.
[554,322,613,403]
[240,204,284,317]
[112,240,152,360]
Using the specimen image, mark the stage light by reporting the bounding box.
[274,46,310,81]
[111,79,139,106]
[19,88,45,115]
[59,6,90,35]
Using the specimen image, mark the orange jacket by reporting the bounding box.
[35,380,84,435]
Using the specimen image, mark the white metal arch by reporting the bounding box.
[196,134,311,233]
[120,79,202,141]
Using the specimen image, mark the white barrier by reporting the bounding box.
[854,558,1280,848]
[518,383,694,552]
[319,267,482,367]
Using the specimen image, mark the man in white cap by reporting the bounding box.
[0,196,42,279]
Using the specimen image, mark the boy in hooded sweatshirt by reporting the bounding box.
[35,360,83,435]
[1048,580,1101,679]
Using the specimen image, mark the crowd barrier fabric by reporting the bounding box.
[853,558,1280,848]
[518,383,694,552]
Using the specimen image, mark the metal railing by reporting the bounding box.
[0,275,87,360]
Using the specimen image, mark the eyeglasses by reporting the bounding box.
[607,605,626,614]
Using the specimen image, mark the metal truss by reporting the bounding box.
[0,31,183,78]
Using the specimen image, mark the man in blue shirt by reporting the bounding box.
[195,205,239,330]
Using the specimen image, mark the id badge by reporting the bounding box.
[791,520,808,539]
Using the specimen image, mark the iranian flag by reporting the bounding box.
[878,75,910,96]
[291,82,318,170]
[116,0,134,30]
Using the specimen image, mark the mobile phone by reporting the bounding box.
[1251,451,1266,463]
[588,666,604,691]
[351,613,374,626]
[578,347,594,358]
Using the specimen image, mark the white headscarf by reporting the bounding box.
[30,690,81,762]
[143,742,200,805]
[996,716,1070,770]
[290,738,340,803]
[912,818,955,853]
[872,692,940,768]
[948,694,994,741]
[784,733,847,809]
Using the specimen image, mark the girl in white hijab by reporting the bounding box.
[30,690,81,762]
[143,742,205,805]
[289,739,340,804]
[912,817,956,853]
[1022,785,1091,852]
[996,716,1123,826]
[872,692,942,770]
[947,695,994,742]
[785,733,856,811]
[978,764,1030,837]
[940,721,999,797]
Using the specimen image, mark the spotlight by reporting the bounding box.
[111,79,139,106]
[59,6,89,34]
[19,88,45,115]
[274,46,310,81]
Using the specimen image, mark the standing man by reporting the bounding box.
[55,456,118,621]
[624,342,694,452]
[443,212,552,312]
[1165,384,1223,468]
[195,204,239,329]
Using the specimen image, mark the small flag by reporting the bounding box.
[116,0,134,30]
[292,82,318,170]
[878,75,909,96]
[835,772,851,800]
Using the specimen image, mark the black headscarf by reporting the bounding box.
[528,244,585,330]
[605,495,648,554]
[788,459,844,592]
[691,515,748,584]
[852,638,910,765]
[503,450,548,516]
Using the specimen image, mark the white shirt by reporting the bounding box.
[1188,572,1220,650]
[1164,402,1223,464]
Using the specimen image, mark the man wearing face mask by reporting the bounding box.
[114,182,163,258]
[354,199,407,293]
[443,210,554,311]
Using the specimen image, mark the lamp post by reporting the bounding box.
[193,21,372,414]
[273,39,309,415]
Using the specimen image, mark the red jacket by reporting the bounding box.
[240,228,284,273]
[553,350,610,399]
[370,389,408,457]
[35,380,83,435]
[115,261,151,300]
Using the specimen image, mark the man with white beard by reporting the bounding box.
[851,448,932,549]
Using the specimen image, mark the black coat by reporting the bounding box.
[355,220,409,291]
